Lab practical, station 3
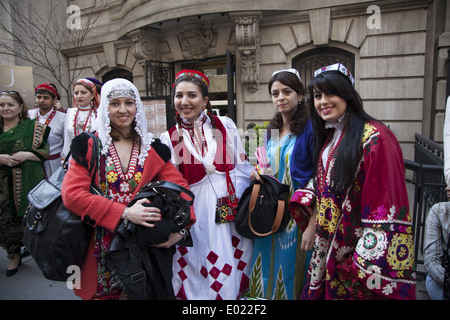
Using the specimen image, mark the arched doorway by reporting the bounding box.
[102,68,133,84]
[292,47,355,97]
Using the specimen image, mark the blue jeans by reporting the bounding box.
[426,274,443,300]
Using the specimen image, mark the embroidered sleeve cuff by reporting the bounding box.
[289,185,316,232]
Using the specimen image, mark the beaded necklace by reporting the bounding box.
[317,127,346,195]
[108,139,141,183]
[73,108,95,136]
[179,113,209,157]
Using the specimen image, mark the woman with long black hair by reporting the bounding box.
[294,63,416,300]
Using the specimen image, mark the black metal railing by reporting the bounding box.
[405,133,447,278]
[145,60,174,97]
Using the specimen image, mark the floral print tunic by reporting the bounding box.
[293,121,416,299]
[93,141,143,299]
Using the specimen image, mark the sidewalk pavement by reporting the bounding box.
[0,248,80,300]
[0,246,430,300]
[0,183,430,301]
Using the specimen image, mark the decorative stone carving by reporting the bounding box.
[178,28,213,58]
[240,49,259,93]
[232,12,262,93]
[128,29,159,61]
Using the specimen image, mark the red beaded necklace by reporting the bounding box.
[317,128,346,194]
[179,114,209,156]
[73,108,95,136]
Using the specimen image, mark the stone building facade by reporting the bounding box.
[5,0,450,160]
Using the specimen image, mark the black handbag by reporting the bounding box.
[22,132,101,282]
[105,180,194,300]
[126,180,195,248]
[235,175,291,238]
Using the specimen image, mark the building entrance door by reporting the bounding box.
[181,51,236,122]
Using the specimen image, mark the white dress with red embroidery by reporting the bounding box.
[161,115,254,300]
[61,107,97,159]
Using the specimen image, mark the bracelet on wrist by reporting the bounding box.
[179,228,188,240]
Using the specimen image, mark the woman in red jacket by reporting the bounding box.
[61,78,195,300]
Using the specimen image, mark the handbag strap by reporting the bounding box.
[137,180,194,206]
[87,131,99,176]
[63,131,98,174]
[63,131,102,193]
[247,181,285,237]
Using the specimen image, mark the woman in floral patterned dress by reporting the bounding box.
[291,63,416,299]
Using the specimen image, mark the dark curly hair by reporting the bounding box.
[267,71,309,137]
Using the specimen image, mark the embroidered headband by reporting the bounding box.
[106,89,137,101]
[35,83,58,98]
[314,63,355,86]
[75,78,95,88]
[94,78,154,166]
[174,69,210,88]
[73,78,100,109]
[272,68,301,81]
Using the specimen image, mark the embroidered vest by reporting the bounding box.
[167,116,234,185]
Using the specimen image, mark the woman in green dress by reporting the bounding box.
[0,91,49,276]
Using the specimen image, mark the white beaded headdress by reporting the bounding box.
[93,78,154,166]
[314,63,355,86]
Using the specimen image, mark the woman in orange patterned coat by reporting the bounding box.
[61,78,194,300]
[290,63,416,299]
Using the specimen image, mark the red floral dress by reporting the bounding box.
[292,121,416,300]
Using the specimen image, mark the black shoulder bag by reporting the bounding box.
[22,132,103,281]
[235,174,291,238]
[105,180,194,300]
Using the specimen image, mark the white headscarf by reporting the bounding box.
[93,78,154,166]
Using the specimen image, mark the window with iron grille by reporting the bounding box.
[145,61,174,97]
[292,47,355,102]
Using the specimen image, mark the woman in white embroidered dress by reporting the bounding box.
[61,78,100,161]
[161,70,253,300]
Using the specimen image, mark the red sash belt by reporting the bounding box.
[47,153,61,160]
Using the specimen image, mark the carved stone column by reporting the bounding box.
[231,12,262,93]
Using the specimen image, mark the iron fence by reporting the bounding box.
[405,133,447,278]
